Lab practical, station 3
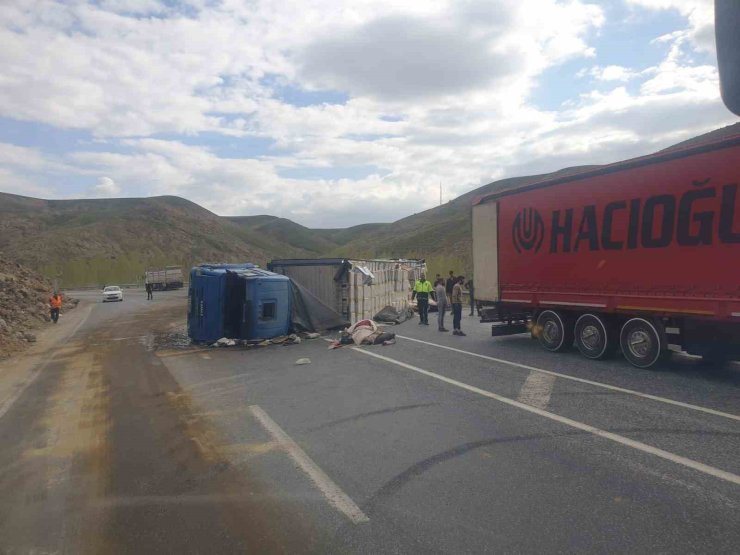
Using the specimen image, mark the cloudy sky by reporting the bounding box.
[0,0,736,227]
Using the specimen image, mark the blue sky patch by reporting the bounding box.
[262,75,349,107]
[0,118,98,155]
[529,2,688,111]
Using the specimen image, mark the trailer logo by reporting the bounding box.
[534,182,740,254]
[513,208,545,254]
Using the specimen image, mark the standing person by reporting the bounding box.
[49,291,63,324]
[451,276,466,336]
[435,278,449,332]
[145,281,153,301]
[412,273,433,325]
[467,278,475,316]
[445,270,455,297]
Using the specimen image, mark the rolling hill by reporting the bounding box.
[0,194,306,287]
[227,215,341,255]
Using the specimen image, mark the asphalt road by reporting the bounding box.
[0,289,738,553]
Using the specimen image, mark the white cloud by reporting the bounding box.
[590,65,640,82]
[0,0,736,227]
[0,142,50,168]
[89,176,121,197]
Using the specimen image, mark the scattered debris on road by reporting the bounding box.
[294,358,311,365]
[327,319,396,349]
[373,305,414,325]
[203,332,320,350]
[214,337,237,347]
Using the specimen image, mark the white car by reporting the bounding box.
[102,286,124,302]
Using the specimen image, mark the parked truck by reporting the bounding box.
[472,135,740,368]
[145,266,184,290]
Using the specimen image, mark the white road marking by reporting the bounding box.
[397,335,740,422]
[248,405,370,524]
[352,348,740,486]
[517,371,556,409]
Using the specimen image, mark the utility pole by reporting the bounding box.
[439,182,442,206]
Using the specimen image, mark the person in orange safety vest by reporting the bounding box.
[49,291,63,324]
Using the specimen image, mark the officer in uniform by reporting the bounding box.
[412,273,433,325]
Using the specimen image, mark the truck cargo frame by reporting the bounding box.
[268,258,426,323]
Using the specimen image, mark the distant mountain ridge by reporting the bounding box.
[1,122,738,286]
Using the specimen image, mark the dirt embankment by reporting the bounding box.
[0,258,78,358]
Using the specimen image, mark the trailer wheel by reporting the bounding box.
[620,318,664,368]
[575,314,616,360]
[536,310,574,352]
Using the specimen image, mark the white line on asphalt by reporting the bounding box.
[396,335,740,422]
[248,405,370,524]
[517,371,556,409]
[352,348,740,486]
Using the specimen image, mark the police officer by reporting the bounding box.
[412,272,433,325]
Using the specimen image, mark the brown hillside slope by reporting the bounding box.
[0,194,304,287]
[227,215,340,255]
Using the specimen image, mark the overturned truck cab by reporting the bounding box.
[187,264,291,343]
[472,135,740,368]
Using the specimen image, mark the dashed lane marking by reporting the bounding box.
[396,335,740,422]
[352,347,740,486]
[249,405,370,524]
[517,371,557,409]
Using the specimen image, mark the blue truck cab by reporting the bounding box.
[188,264,291,343]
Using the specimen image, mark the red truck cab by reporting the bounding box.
[472,135,740,368]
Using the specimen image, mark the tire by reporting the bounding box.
[536,310,574,352]
[619,318,664,368]
[575,314,616,360]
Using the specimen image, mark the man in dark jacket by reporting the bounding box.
[445,271,455,296]
[445,270,456,311]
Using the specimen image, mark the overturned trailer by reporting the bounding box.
[267,258,426,323]
[187,263,349,343]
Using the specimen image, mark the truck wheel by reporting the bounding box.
[536,310,574,352]
[620,318,664,368]
[575,314,616,360]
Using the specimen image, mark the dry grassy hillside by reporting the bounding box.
[0,194,290,287]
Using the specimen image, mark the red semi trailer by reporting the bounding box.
[472,135,740,368]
